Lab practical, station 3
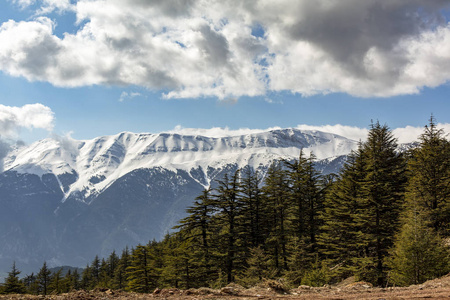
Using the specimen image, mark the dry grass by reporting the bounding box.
[3,274,450,299]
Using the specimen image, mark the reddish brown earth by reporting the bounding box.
[2,275,450,299]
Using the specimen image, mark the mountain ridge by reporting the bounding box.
[4,128,357,203]
[0,128,358,274]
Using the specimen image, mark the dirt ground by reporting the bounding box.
[3,274,450,300]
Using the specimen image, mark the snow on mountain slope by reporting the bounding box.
[3,128,358,202]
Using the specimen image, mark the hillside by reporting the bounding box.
[0,128,357,274]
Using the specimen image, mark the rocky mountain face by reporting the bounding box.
[0,129,358,274]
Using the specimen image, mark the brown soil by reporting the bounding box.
[3,275,450,300]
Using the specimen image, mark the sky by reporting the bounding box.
[0,0,450,146]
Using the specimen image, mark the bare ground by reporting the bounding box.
[3,274,450,300]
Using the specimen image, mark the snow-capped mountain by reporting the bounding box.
[0,128,357,274]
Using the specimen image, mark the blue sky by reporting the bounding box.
[0,0,450,144]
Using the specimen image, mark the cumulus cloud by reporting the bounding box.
[10,0,73,14]
[0,103,54,138]
[168,125,282,137]
[169,123,450,145]
[295,124,369,141]
[119,91,141,102]
[0,139,11,172]
[0,103,54,172]
[1,0,449,99]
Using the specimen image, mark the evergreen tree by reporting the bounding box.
[406,116,450,234]
[107,251,120,281]
[3,262,25,294]
[90,255,101,287]
[37,262,52,295]
[211,170,243,283]
[176,188,214,259]
[23,273,38,295]
[98,258,109,287]
[388,203,450,286]
[240,246,272,287]
[62,269,79,292]
[262,163,291,274]
[80,265,92,290]
[127,245,155,292]
[113,247,130,290]
[160,233,195,289]
[71,269,81,290]
[240,167,264,248]
[357,122,407,285]
[319,145,367,279]
[49,269,63,294]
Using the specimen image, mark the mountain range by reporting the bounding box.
[0,128,358,274]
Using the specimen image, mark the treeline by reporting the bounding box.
[2,119,450,295]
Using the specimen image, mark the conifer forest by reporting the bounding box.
[2,118,450,295]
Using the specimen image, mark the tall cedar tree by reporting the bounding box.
[175,188,221,287]
[37,262,51,295]
[284,151,324,283]
[239,167,264,248]
[211,170,243,283]
[127,245,154,292]
[112,247,130,290]
[49,269,63,294]
[262,163,291,274]
[319,144,367,279]
[358,122,406,285]
[388,201,450,286]
[3,262,25,294]
[405,116,450,234]
[176,188,214,263]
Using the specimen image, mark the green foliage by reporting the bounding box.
[300,257,331,287]
[3,262,25,294]
[405,116,450,234]
[319,145,367,279]
[49,269,63,294]
[239,246,272,287]
[388,204,450,286]
[37,262,51,295]
[4,118,450,292]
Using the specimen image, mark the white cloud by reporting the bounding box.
[1,0,449,99]
[119,91,142,102]
[168,125,282,137]
[0,103,54,138]
[295,124,369,141]
[10,0,73,14]
[168,123,450,145]
[393,123,450,144]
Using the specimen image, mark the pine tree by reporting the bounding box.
[357,122,407,285]
[240,246,272,287]
[49,269,63,294]
[176,188,214,259]
[388,202,450,286]
[319,145,367,279]
[37,262,52,295]
[23,273,38,295]
[107,251,120,281]
[112,247,130,290]
[211,170,243,283]
[262,163,291,274]
[160,233,195,289]
[239,167,264,248]
[90,255,101,287]
[406,116,450,234]
[80,265,92,290]
[3,262,25,294]
[127,244,156,292]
